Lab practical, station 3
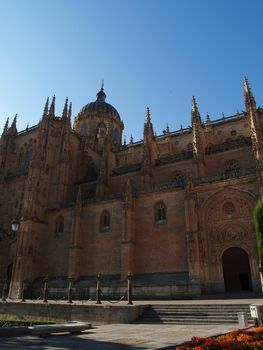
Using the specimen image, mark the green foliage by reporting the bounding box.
[0,320,55,327]
[253,201,263,266]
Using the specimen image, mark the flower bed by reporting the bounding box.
[176,327,263,349]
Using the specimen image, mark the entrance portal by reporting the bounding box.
[222,247,252,292]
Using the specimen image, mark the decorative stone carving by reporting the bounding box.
[216,225,246,243]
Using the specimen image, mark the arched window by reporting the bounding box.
[87,163,97,181]
[155,202,167,224]
[80,123,88,136]
[100,210,110,232]
[18,150,24,169]
[187,143,193,152]
[225,159,240,178]
[170,171,185,187]
[24,148,33,168]
[55,216,64,237]
[222,202,235,219]
[113,128,119,143]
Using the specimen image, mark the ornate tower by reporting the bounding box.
[191,96,205,177]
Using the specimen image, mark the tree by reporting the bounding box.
[253,201,263,292]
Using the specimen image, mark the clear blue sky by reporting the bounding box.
[0,0,263,141]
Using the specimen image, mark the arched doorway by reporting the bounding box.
[222,247,252,292]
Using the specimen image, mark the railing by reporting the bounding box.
[193,167,257,186]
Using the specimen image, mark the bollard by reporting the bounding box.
[237,312,247,328]
[21,281,26,302]
[127,272,133,305]
[1,280,8,302]
[68,278,73,303]
[43,276,48,303]
[96,273,102,304]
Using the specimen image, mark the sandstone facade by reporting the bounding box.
[0,79,261,299]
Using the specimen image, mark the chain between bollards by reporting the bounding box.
[96,273,102,304]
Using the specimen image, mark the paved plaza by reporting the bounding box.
[0,298,259,349]
[0,323,238,350]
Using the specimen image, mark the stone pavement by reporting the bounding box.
[0,323,239,350]
[0,297,260,349]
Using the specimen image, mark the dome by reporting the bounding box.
[79,87,121,122]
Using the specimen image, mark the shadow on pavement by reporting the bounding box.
[0,332,149,350]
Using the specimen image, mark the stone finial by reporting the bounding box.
[11,114,17,129]
[49,95,56,116]
[2,117,9,134]
[244,76,257,108]
[206,112,211,124]
[68,102,72,126]
[191,96,202,125]
[62,97,68,119]
[146,107,151,123]
[43,97,49,117]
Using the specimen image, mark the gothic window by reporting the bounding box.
[170,171,185,187]
[18,150,24,169]
[225,159,240,178]
[84,188,96,199]
[155,202,167,224]
[113,128,119,143]
[100,210,110,232]
[80,124,87,136]
[24,148,33,168]
[222,202,235,219]
[187,143,193,152]
[55,216,64,237]
[86,163,97,181]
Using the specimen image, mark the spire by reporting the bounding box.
[43,97,49,117]
[62,97,68,119]
[49,95,56,116]
[3,117,9,133]
[11,114,17,129]
[144,107,154,139]
[191,96,202,125]
[68,101,72,126]
[96,82,106,102]
[206,112,211,123]
[244,76,257,110]
[146,107,151,123]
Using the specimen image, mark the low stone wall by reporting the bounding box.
[0,301,147,324]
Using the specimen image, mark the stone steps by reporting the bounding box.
[137,304,254,325]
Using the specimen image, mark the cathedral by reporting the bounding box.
[0,78,262,299]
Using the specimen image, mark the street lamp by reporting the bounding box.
[11,217,20,234]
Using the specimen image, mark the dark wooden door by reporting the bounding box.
[222,247,252,292]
